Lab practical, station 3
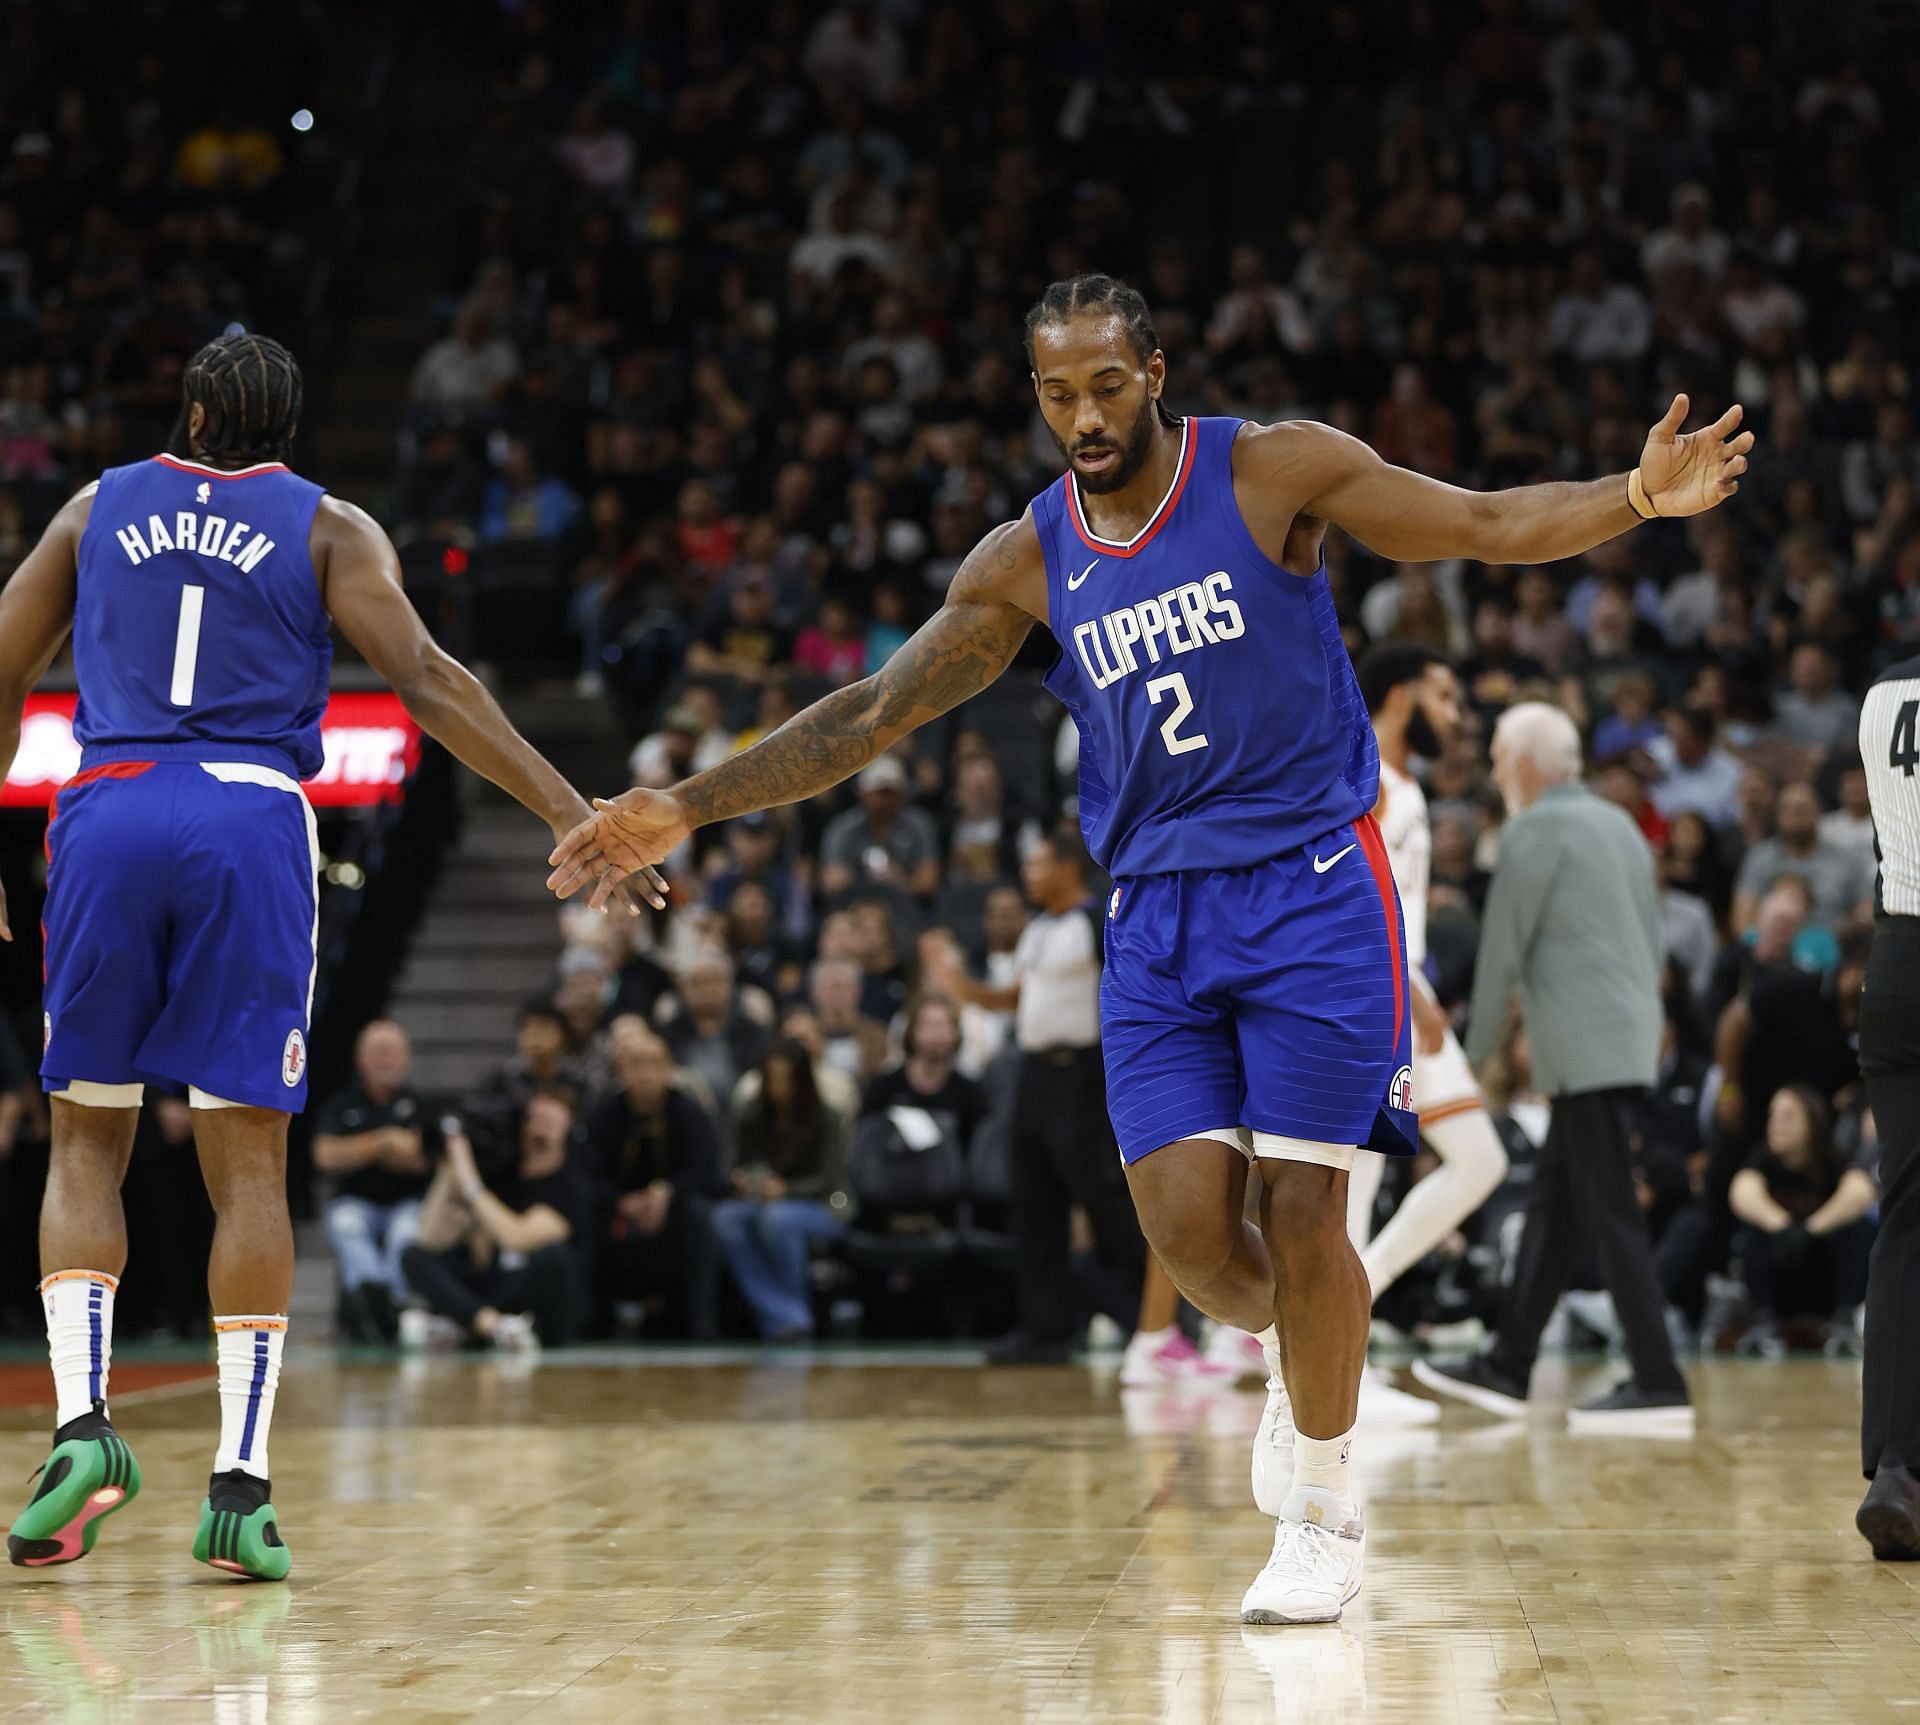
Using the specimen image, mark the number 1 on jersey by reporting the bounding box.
[171,585,205,707]
[1147,671,1209,756]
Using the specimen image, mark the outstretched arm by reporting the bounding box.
[314,497,664,909]
[549,516,1043,904]
[1251,394,1753,567]
[0,486,89,939]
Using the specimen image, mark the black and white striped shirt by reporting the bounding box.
[1862,654,1920,917]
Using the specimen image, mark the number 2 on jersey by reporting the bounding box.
[1147,672,1209,756]
[170,584,205,707]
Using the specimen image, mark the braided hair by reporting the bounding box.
[1022,274,1178,426]
[169,332,303,466]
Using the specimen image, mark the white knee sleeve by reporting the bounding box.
[189,1088,247,1110]
[1251,1132,1356,1170]
[1361,1106,1509,1298]
[50,1081,144,1108]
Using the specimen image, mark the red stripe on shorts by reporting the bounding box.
[1353,814,1405,1051]
[42,761,153,981]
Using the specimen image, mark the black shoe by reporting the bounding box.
[984,1331,1072,1366]
[359,1283,399,1344]
[1411,1353,1529,1418]
[1858,1466,1920,1560]
[336,1284,378,1345]
[1567,1380,1694,1434]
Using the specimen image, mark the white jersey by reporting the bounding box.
[1862,656,1920,916]
[1377,758,1430,969]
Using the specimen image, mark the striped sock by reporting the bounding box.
[41,1270,118,1428]
[213,1316,287,1480]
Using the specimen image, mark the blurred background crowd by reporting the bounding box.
[1,0,1918,1360]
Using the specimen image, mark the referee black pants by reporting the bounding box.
[1488,1087,1688,1398]
[1860,918,1920,1479]
[1012,1046,1146,1342]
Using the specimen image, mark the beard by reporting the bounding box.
[1406,703,1446,760]
[1059,395,1158,495]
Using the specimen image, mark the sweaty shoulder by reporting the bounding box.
[1227,419,1354,577]
[948,509,1048,623]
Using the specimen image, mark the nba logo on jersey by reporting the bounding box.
[282,1029,306,1088]
[1388,1065,1414,1112]
[1108,885,1122,920]
[196,480,211,504]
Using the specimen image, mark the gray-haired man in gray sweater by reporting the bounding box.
[1415,703,1692,1433]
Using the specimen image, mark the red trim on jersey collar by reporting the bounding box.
[152,455,290,479]
[1064,416,1195,560]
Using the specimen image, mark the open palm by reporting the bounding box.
[1638,393,1755,518]
[547,787,691,909]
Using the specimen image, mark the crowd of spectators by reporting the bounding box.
[359,0,1920,1352]
[7,1,1920,1355]
[0,11,315,562]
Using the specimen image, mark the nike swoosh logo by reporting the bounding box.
[1068,558,1099,590]
[1313,844,1357,874]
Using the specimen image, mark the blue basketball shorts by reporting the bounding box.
[1099,816,1418,1164]
[40,757,320,1112]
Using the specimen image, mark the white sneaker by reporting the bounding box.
[1086,1314,1126,1353]
[1251,1344,1295,1517]
[490,1312,542,1352]
[1202,1323,1271,1383]
[1240,1485,1366,1624]
[1120,1328,1234,1387]
[397,1309,462,1351]
[1357,1364,1440,1427]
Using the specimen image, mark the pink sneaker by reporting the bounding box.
[1120,1328,1234,1387]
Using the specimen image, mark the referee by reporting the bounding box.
[1856,657,1920,1558]
[931,822,1145,1363]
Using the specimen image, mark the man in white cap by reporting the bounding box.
[819,753,940,898]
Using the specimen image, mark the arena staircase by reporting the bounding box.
[383,689,634,1103]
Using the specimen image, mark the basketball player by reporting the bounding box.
[548,276,1752,1622]
[1340,645,1510,1421]
[0,334,658,1581]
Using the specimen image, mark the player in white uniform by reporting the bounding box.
[1349,646,1509,1398]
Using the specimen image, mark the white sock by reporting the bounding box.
[42,1270,117,1428]
[1361,1108,1508,1297]
[213,1316,287,1479]
[1292,1425,1355,1505]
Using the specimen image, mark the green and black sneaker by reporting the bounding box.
[7,1401,141,1568]
[192,1470,290,1582]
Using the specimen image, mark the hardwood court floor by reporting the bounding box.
[0,1349,1910,1723]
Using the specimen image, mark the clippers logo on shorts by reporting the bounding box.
[1388,1065,1414,1112]
[282,1029,306,1088]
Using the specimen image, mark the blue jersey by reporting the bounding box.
[73,455,331,781]
[1037,416,1376,878]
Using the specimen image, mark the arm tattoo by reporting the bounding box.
[675,598,1030,828]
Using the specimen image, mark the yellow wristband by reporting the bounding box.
[1627,467,1658,521]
